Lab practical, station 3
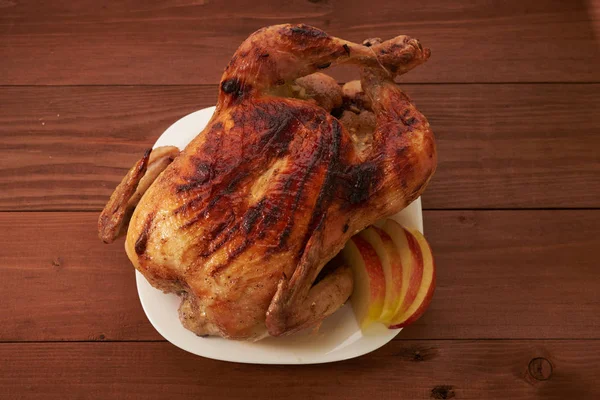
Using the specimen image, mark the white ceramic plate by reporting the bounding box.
[137,107,424,364]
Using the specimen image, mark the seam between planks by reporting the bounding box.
[1,82,600,88]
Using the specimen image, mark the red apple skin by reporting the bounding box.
[343,235,386,327]
[362,227,404,322]
[388,227,436,329]
[388,272,435,329]
[351,236,387,304]
[397,229,424,315]
[381,220,426,322]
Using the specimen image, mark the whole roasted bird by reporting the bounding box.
[99,24,436,340]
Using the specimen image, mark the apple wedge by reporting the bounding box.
[380,220,422,318]
[359,227,404,323]
[382,220,435,329]
[341,236,386,328]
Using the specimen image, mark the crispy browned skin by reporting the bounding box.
[98,146,179,243]
[101,24,436,340]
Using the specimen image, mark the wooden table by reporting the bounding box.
[1,1,599,398]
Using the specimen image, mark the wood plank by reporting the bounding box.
[1,210,598,342]
[1,0,599,84]
[1,84,599,211]
[1,340,598,399]
[0,212,161,341]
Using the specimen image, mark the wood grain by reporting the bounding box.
[1,340,598,399]
[2,84,598,211]
[1,0,599,84]
[1,210,598,342]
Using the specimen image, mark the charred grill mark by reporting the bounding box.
[221,78,241,94]
[344,162,379,205]
[277,225,292,250]
[199,225,239,258]
[174,169,246,221]
[221,78,250,99]
[315,62,331,69]
[175,123,222,194]
[282,176,294,191]
[224,171,248,194]
[343,43,350,56]
[296,120,342,259]
[405,117,417,126]
[180,172,245,225]
[134,213,155,255]
[228,238,250,262]
[206,220,230,240]
[262,203,280,229]
[276,133,326,250]
[193,210,236,257]
[254,108,296,157]
[212,121,224,131]
[209,237,249,277]
[242,199,266,234]
[173,194,207,216]
[277,177,305,249]
[209,201,280,275]
[176,163,213,193]
[207,172,246,210]
[342,223,349,233]
[308,121,341,219]
[288,24,328,38]
[141,148,152,165]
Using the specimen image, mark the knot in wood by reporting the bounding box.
[528,357,553,381]
[431,385,455,399]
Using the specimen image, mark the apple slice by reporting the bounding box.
[359,227,404,323]
[380,220,421,319]
[382,220,435,329]
[341,236,386,328]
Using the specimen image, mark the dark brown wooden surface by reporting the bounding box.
[2,0,599,398]
[1,0,599,84]
[2,341,599,399]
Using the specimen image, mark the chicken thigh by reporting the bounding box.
[99,24,436,340]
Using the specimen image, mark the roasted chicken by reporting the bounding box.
[99,24,436,340]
